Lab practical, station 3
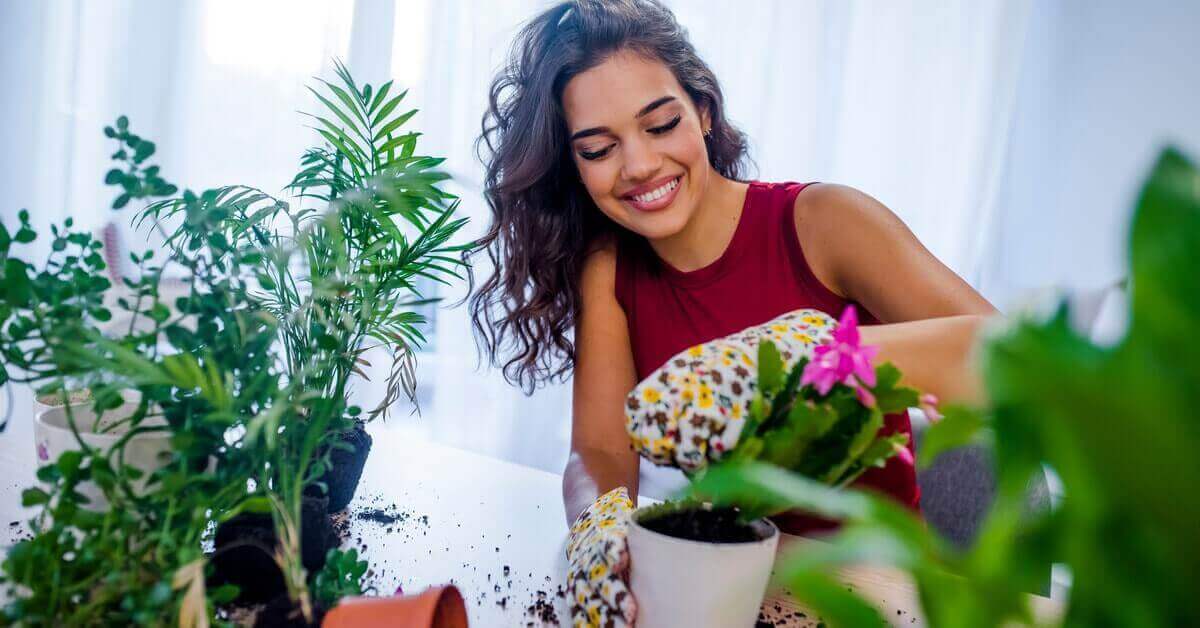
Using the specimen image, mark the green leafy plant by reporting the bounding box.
[725,340,915,481]
[689,148,1200,626]
[312,548,370,610]
[674,316,921,525]
[0,60,469,626]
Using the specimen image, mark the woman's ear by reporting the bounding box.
[700,105,712,135]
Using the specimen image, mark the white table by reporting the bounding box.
[0,384,1060,626]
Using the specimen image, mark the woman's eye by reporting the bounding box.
[579,145,612,161]
[576,115,680,160]
[648,115,682,135]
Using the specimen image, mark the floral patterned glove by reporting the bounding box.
[566,487,636,628]
[625,308,838,471]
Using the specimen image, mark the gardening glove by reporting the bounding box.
[566,486,636,627]
[625,308,837,472]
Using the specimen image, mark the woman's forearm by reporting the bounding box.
[562,446,639,526]
[860,314,991,405]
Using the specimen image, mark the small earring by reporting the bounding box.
[703,128,712,138]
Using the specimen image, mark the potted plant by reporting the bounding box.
[687,148,1200,626]
[139,60,467,514]
[0,59,469,626]
[626,312,922,628]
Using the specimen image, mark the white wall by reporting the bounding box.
[983,0,1200,309]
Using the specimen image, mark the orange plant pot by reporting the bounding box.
[322,585,468,628]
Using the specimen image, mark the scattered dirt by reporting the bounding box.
[524,589,561,625]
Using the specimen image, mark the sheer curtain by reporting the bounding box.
[0,0,1033,476]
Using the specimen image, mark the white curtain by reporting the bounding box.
[0,0,1033,476]
[670,0,1032,285]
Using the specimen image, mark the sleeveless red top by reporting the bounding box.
[615,181,920,531]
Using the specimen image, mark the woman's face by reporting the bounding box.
[561,50,712,241]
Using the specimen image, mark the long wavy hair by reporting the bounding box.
[471,0,750,392]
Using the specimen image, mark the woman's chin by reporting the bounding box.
[621,206,692,241]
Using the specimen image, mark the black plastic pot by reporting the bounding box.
[210,494,337,605]
[309,422,372,513]
[253,592,328,628]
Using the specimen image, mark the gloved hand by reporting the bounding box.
[566,487,636,627]
[625,308,838,471]
[564,310,838,627]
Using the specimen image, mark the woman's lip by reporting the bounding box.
[622,175,682,213]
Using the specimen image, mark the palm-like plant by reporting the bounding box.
[141,60,468,422]
[1,61,470,625]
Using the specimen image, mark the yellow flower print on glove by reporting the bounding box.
[566,487,636,627]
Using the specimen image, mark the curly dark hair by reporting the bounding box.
[471,0,750,393]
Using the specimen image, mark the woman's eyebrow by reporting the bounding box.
[569,96,678,141]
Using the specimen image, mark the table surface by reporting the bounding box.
[0,383,1061,627]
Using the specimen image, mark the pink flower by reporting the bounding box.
[852,384,876,408]
[800,306,880,406]
[37,442,49,462]
[919,393,943,423]
[892,439,915,467]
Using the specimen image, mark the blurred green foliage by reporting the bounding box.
[691,148,1200,626]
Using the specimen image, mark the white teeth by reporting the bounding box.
[632,177,679,204]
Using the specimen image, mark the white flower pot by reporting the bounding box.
[34,398,172,510]
[628,505,779,628]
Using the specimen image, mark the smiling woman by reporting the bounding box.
[471,2,997,624]
[472,0,750,394]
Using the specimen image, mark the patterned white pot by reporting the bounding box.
[34,398,171,511]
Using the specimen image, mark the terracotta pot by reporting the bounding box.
[322,586,468,628]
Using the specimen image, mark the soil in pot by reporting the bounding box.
[307,422,373,513]
[211,494,337,604]
[637,506,764,543]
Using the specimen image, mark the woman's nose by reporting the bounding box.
[620,136,662,182]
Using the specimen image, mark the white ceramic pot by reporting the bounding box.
[628,505,780,628]
[34,400,173,510]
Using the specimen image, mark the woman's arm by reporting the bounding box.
[563,242,641,526]
[795,184,999,404]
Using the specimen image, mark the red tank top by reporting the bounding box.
[615,181,920,529]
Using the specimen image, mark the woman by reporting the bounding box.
[473,0,993,584]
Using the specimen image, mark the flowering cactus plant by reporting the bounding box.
[713,306,923,497]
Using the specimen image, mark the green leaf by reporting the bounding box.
[321,79,370,129]
[758,339,784,395]
[373,109,417,142]
[55,449,85,477]
[13,226,35,244]
[371,88,409,127]
[368,80,393,115]
[148,303,171,324]
[916,405,986,468]
[21,487,50,506]
[317,334,339,351]
[3,259,32,307]
[820,408,884,484]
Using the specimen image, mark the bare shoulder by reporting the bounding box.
[579,236,618,295]
[793,183,909,237]
[792,183,921,299]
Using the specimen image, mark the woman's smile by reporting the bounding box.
[621,174,682,212]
